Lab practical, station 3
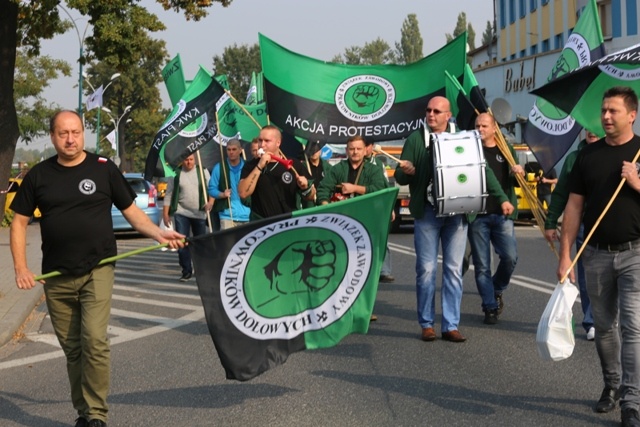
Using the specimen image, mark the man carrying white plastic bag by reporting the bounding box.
[552,87,640,427]
[536,279,579,361]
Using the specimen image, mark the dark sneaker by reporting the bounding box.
[75,418,88,427]
[495,293,504,315]
[88,420,107,427]
[596,386,619,413]
[484,309,499,325]
[179,272,192,282]
[622,407,640,427]
[379,274,395,283]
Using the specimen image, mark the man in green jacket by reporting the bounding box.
[544,130,600,341]
[316,136,387,204]
[468,113,524,325]
[395,96,514,343]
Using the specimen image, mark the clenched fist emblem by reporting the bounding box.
[352,84,380,111]
[264,240,337,294]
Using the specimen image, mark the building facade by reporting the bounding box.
[471,0,640,149]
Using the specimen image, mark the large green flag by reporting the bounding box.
[524,0,605,173]
[260,33,467,143]
[189,187,398,381]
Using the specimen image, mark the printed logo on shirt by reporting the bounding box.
[496,154,505,163]
[79,179,97,195]
[282,171,293,184]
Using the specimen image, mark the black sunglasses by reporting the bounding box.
[426,108,449,115]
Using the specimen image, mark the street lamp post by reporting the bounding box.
[102,105,132,169]
[57,4,90,117]
[83,72,121,153]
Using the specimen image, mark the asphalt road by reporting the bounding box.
[0,225,621,427]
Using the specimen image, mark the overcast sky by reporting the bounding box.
[26,0,494,150]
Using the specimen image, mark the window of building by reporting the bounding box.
[598,0,612,38]
[500,0,507,28]
[554,33,564,49]
[510,53,517,60]
[542,0,549,5]
[509,0,516,23]
[530,0,537,12]
[520,49,527,57]
[530,44,538,55]
[542,38,550,52]
[520,0,527,18]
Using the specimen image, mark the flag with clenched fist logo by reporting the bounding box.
[189,187,398,381]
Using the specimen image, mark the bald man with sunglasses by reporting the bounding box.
[395,96,513,344]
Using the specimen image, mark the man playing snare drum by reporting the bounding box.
[468,113,524,325]
[395,96,514,343]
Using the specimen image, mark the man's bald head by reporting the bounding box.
[426,96,452,134]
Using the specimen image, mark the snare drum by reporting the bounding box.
[432,130,488,216]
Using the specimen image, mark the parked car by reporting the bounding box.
[3,177,42,220]
[111,173,160,231]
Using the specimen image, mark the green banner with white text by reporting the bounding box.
[260,33,467,143]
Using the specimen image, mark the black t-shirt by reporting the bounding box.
[536,167,557,198]
[241,157,311,218]
[483,145,510,214]
[11,152,136,275]
[569,135,640,245]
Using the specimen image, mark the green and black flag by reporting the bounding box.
[260,33,467,143]
[145,66,226,181]
[524,0,605,173]
[444,70,478,131]
[462,64,490,114]
[190,187,398,381]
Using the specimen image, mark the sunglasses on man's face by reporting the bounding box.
[426,108,449,115]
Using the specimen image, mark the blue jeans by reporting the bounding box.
[381,245,392,276]
[173,213,207,275]
[414,205,467,332]
[576,223,593,332]
[583,244,640,410]
[468,214,517,312]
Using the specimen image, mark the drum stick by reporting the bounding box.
[373,144,402,164]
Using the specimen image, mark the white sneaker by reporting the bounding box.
[587,327,595,341]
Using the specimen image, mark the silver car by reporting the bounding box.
[111,173,161,231]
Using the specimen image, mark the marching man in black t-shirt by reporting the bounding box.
[468,113,523,326]
[238,125,314,219]
[557,87,640,427]
[10,110,185,427]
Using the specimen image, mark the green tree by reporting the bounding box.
[0,0,233,219]
[446,12,476,50]
[333,38,397,65]
[395,13,423,64]
[14,49,72,143]
[212,43,261,96]
[482,20,495,46]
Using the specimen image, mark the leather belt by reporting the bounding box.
[588,238,640,252]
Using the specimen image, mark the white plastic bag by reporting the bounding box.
[160,220,177,252]
[536,279,580,361]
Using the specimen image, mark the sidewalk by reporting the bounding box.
[0,222,44,348]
